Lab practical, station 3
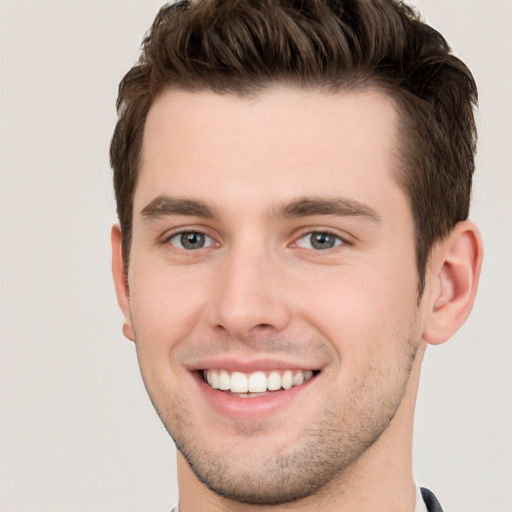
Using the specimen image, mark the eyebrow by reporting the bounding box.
[140,196,216,220]
[140,195,381,223]
[274,197,381,222]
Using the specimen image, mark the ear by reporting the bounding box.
[423,220,483,345]
[111,225,135,342]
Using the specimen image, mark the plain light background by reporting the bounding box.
[0,1,510,511]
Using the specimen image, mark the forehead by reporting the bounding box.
[136,87,403,216]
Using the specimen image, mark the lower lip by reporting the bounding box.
[194,372,317,420]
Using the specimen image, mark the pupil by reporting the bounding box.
[181,232,204,249]
[311,232,335,249]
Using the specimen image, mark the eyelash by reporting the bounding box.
[165,230,217,250]
[293,230,347,251]
[163,228,348,253]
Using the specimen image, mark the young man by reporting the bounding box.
[110,1,483,510]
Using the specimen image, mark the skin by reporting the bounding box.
[112,87,482,512]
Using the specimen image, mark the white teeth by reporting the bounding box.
[204,368,315,394]
[293,371,304,386]
[218,370,231,390]
[267,371,281,391]
[248,371,267,392]
[281,370,293,389]
[230,371,248,393]
[210,371,220,389]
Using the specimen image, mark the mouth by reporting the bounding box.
[201,368,319,398]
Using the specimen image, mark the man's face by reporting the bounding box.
[119,87,427,504]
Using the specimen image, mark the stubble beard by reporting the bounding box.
[142,329,420,506]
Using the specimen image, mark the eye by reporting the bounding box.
[295,231,344,250]
[167,231,215,250]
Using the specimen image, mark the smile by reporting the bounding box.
[202,369,316,396]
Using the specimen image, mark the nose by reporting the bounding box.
[207,245,292,340]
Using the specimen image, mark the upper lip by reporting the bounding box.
[187,357,322,373]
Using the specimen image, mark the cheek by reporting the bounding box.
[128,265,211,405]
[128,263,210,352]
[296,260,419,364]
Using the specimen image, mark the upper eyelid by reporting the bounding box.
[170,231,214,245]
[299,229,344,238]
[160,226,216,242]
[164,230,219,252]
[158,226,352,247]
[167,230,213,240]
[292,228,351,244]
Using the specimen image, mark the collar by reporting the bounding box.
[415,485,429,512]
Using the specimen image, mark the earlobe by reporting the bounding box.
[423,221,483,345]
[111,225,135,342]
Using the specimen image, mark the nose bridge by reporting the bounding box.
[208,238,291,338]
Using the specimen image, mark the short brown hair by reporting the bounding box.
[110,0,477,294]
